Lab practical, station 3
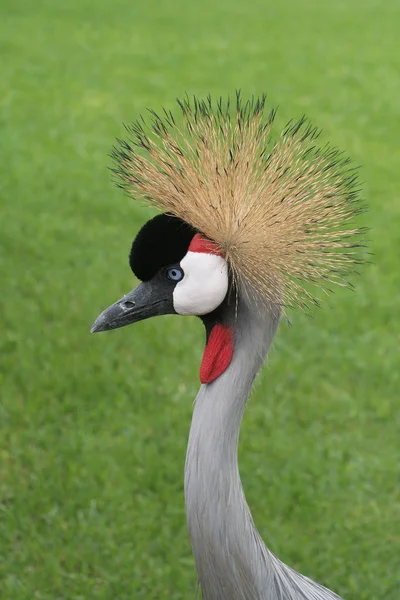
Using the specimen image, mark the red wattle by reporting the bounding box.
[200,324,234,384]
[189,233,223,257]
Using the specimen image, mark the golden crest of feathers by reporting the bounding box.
[112,93,366,309]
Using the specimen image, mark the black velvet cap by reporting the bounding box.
[129,214,197,281]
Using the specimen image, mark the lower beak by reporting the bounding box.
[91,281,173,333]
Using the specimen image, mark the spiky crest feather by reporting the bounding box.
[112,93,366,309]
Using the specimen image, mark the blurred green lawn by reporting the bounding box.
[1,1,399,599]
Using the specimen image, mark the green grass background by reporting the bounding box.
[1,1,399,598]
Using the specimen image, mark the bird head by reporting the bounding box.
[91,213,230,333]
[91,93,366,382]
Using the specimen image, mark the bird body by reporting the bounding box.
[91,94,365,599]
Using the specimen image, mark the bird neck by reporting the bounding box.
[184,294,343,600]
[184,294,280,599]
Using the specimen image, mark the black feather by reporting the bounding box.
[129,214,197,281]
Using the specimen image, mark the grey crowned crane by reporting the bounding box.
[91,94,365,600]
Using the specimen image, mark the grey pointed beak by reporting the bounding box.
[91,280,174,333]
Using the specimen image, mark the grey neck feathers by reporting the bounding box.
[184,293,343,600]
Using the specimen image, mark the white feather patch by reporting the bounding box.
[173,252,228,316]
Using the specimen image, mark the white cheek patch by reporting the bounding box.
[173,252,228,316]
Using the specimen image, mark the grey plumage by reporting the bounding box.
[185,287,343,600]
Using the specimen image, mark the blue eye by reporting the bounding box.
[166,266,184,282]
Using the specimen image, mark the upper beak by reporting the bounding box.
[91,281,173,333]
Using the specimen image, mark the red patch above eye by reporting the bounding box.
[200,324,234,384]
[189,233,223,257]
